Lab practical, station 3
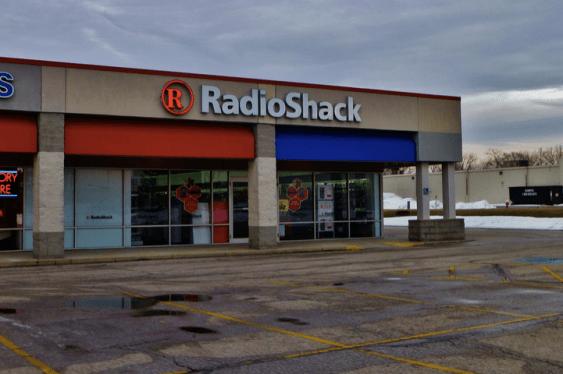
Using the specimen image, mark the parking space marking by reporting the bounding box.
[0,334,60,374]
[271,281,533,318]
[240,312,561,370]
[541,266,563,283]
[125,291,478,374]
[505,281,563,290]
[356,349,476,374]
[123,291,347,348]
[449,266,456,279]
[379,241,425,248]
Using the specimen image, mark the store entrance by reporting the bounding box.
[229,177,248,243]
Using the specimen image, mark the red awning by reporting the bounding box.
[65,118,255,159]
[0,115,37,153]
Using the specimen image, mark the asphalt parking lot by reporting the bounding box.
[1,228,563,373]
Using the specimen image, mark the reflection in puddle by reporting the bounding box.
[134,310,187,317]
[152,294,212,302]
[68,294,212,310]
[180,326,217,334]
[69,297,157,309]
[277,318,308,325]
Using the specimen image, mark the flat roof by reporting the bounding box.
[0,56,460,101]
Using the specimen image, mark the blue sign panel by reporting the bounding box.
[276,126,416,162]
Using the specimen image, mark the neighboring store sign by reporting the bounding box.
[175,177,201,213]
[161,80,194,115]
[286,178,308,212]
[0,170,18,197]
[160,80,362,122]
[0,72,14,99]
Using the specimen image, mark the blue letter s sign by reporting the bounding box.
[0,72,14,99]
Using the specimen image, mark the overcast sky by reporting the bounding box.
[2,0,563,160]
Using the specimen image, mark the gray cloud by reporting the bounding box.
[2,0,563,151]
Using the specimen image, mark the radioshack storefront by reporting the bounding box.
[0,58,462,258]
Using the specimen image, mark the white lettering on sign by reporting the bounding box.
[201,85,361,122]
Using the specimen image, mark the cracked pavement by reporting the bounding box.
[1,227,563,373]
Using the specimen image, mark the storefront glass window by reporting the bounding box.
[212,171,229,244]
[75,169,123,248]
[315,173,348,239]
[0,168,24,250]
[170,171,211,245]
[279,172,314,241]
[170,171,211,225]
[349,173,377,221]
[279,172,381,241]
[131,170,168,226]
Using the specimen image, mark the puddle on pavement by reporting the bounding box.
[68,297,158,310]
[277,318,308,325]
[180,326,217,334]
[0,308,18,314]
[152,294,212,302]
[134,310,187,317]
[68,294,212,310]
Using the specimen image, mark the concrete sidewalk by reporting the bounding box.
[0,228,423,268]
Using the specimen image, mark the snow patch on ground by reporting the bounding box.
[383,193,563,230]
[383,193,496,210]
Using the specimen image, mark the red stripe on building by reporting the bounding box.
[0,115,37,153]
[65,118,255,159]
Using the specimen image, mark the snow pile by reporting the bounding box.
[455,200,496,209]
[383,193,417,209]
[384,215,563,230]
[383,193,496,210]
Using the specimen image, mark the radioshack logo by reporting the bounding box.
[161,80,194,115]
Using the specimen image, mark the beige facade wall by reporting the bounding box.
[60,66,460,134]
[417,97,462,133]
[384,162,563,205]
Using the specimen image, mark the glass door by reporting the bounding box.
[229,177,248,243]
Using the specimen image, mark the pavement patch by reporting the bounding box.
[63,353,152,374]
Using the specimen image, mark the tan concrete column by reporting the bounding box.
[248,123,278,249]
[416,162,430,220]
[442,162,456,219]
[33,113,65,258]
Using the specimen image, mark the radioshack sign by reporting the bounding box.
[161,81,362,122]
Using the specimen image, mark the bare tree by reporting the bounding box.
[456,152,479,171]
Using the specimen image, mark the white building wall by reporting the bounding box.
[384,160,563,204]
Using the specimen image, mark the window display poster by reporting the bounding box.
[317,183,334,232]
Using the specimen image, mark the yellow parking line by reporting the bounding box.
[379,241,425,248]
[271,281,532,318]
[356,349,476,374]
[506,281,563,289]
[245,313,561,367]
[541,266,563,283]
[123,291,346,348]
[126,291,476,374]
[0,334,60,374]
